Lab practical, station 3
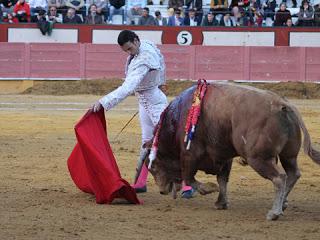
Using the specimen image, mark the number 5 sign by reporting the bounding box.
[177,31,193,45]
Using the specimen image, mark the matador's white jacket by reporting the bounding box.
[99,40,168,140]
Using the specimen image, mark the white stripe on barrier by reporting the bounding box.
[0,107,87,111]
[0,104,137,112]
[0,102,89,105]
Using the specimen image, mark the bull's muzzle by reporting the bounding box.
[159,182,181,199]
[159,182,172,195]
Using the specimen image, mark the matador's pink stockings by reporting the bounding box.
[133,164,148,188]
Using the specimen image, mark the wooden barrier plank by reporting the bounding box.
[249,47,301,81]
[195,46,244,80]
[0,43,25,78]
[306,48,320,81]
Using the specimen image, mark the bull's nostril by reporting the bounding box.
[160,191,165,195]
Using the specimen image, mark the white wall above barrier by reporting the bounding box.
[290,32,320,47]
[202,31,275,47]
[92,30,163,45]
[8,28,78,43]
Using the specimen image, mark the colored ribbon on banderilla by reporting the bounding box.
[148,79,208,168]
[148,107,168,169]
[184,79,208,150]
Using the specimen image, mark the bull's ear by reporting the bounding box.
[142,140,153,149]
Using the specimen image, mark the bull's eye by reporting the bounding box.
[148,164,155,174]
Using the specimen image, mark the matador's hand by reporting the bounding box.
[92,101,103,112]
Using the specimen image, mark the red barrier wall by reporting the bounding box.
[0,43,26,78]
[29,44,82,78]
[0,43,319,81]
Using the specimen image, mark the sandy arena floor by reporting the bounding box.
[1,94,320,240]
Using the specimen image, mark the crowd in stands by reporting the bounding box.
[0,0,320,27]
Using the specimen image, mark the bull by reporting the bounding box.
[141,83,320,220]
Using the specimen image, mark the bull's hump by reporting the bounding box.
[212,82,269,95]
[213,83,284,102]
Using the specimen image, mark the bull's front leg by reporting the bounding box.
[180,153,198,199]
[215,159,233,210]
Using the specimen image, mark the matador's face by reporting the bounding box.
[120,38,140,57]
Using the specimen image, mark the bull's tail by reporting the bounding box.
[289,104,320,164]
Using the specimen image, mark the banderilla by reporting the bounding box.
[113,111,139,142]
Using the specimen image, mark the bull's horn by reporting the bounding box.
[172,182,177,199]
[134,148,148,184]
[148,148,157,169]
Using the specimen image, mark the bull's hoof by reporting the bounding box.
[214,202,228,210]
[181,188,195,199]
[282,200,288,211]
[198,182,219,195]
[266,210,283,221]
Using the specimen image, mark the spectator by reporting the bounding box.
[0,0,18,13]
[2,11,19,22]
[46,5,63,23]
[168,0,183,12]
[63,7,83,23]
[167,7,174,17]
[238,8,250,26]
[168,8,183,26]
[261,0,276,21]
[48,0,64,9]
[87,0,108,22]
[297,0,314,26]
[220,12,235,26]
[230,0,250,25]
[183,8,201,26]
[201,11,219,26]
[236,0,250,12]
[283,0,297,8]
[210,0,228,17]
[247,0,261,26]
[65,0,85,20]
[285,17,293,26]
[254,10,263,26]
[85,3,104,24]
[231,5,242,26]
[48,0,67,15]
[314,1,320,26]
[230,0,239,8]
[34,8,54,36]
[127,0,147,25]
[154,10,167,26]
[108,0,125,24]
[230,5,248,26]
[185,0,203,22]
[13,0,30,22]
[29,0,48,17]
[274,3,291,26]
[138,6,157,25]
[31,5,45,21]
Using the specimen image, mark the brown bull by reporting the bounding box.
[144,83,320,220]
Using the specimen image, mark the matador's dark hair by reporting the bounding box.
[117,30,140,46]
